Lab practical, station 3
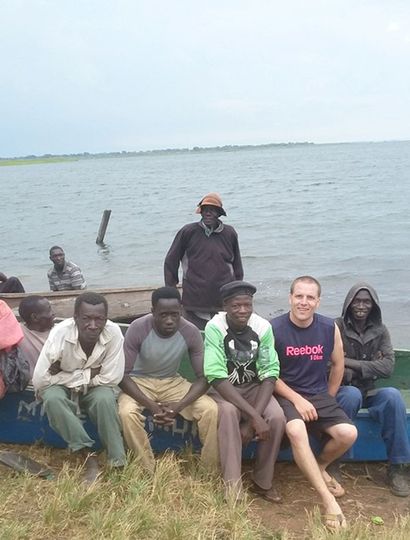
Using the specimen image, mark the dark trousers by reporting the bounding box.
[183,310,217,331]
[0,277,25,293]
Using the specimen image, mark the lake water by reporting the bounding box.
[1,141,409,346]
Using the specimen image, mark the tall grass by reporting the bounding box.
[0,452,271,540]
[0,449,409,539]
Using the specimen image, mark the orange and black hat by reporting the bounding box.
[195,192,227,216]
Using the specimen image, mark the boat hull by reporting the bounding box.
[0,304,408,461]
[1,384,409,462]
[0,287,157,321]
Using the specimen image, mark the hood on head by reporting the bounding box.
[341,282,382,325]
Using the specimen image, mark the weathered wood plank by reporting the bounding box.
[0,286,159,320]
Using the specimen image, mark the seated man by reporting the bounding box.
[32,292,126,482]
[18,296,55,381]
[118,286,218,473]
[0,300,30,398]
[336,282,410,497]
[47,246,86,291]
[0,272,25,293]
[271,276,357,531]
[204,280,286,501]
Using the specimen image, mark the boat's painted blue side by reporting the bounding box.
[1,388,409,461]
[0,389,197,454]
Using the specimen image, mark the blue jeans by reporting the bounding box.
[336,386,410,464]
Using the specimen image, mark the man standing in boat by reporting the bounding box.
[204,280,286,502]
[32,292,126,483]
[47,246,86,291]
[118,286,219,473]
[271,276,357,531]
[335,282,410,497]
[164,193,243,330]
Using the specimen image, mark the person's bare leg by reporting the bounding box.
[317,423,357,485]
[286,420,346,527]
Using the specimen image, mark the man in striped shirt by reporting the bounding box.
[47,246,86,291]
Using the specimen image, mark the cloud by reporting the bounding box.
[1,1,410,155]
[210,99,268,114]
[386,22,400,33]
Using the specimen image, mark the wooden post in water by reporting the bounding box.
[96,210,112,244]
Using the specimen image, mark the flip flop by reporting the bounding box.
[0,450,54,479]
[325,475,345,498]
[322,513,347,531]
[249,482,282,503]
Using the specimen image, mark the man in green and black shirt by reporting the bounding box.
[204,281,285,501]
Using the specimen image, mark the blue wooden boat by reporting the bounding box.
[0,387,200,455]
[0,349,409,462]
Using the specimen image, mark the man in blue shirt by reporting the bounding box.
[271,276,357,531]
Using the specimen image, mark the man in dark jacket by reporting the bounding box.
[164,193,243,330]
[0,272,25,293]
[336,282,410,497]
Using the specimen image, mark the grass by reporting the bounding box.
[305,507,410,540]
[0,447,409,539]
[0,157,77,166]
[0,450,271,540]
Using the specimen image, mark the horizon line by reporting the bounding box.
[1,138,409,161]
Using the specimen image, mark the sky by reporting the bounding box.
[1,0,410,157]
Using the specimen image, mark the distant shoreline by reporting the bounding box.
[0,157,78,167]
[0,141,313,165]
[1,139,408,166]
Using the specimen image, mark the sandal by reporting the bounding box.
[249,482,282,503]
[325,476,345,498]
[322,513,347,531]
[0,450,53,479]
[82,453,101,485]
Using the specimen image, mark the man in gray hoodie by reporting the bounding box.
[336,282,410,497]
